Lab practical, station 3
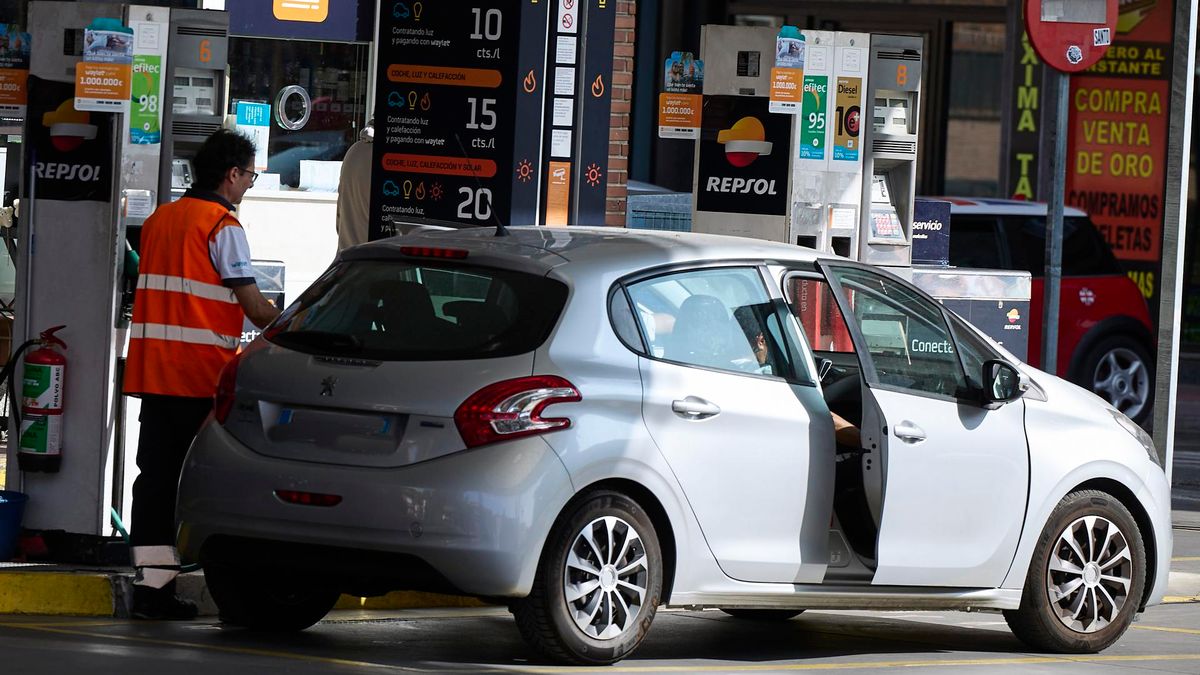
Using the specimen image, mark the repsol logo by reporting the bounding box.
[913,219,944,231]
[32,163,102,181]
[911,339,954,354]
[705,177,778,195]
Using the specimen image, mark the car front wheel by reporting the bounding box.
[513,490,663,665]
[1003,490,1146,653]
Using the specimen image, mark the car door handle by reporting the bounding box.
[672,397,721,420]
[893,421,926,443]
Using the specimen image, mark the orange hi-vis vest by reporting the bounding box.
[124,196,245,398]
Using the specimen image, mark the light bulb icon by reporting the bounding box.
[413,2,423,20]
[402,180,413,199]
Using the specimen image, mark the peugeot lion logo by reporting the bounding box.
[320,376,338,396]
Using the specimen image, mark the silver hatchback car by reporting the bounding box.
[177,226,1171,665]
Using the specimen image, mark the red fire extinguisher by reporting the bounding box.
[17,326,68,473]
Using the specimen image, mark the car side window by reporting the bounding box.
[1003,216,1121,277]
[609,289,646,353]
[825,266,969,398]
[946,312,999,392]
[947,216,1005,269]
[626,267,799,379]
[784,276,855,354]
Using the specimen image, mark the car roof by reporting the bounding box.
[351,225,834,276]
[926,196,1087,218]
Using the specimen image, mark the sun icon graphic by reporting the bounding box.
[585,163,603,187]
[516,160,533,183]
[430,182,444,201]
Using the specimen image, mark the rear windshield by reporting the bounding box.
[266,259,568,360]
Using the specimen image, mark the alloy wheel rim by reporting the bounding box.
[1092,347,1149,420]
[563,515,650,640]
[1045,515,1133,633]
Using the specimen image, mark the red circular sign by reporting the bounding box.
[1024,0,1118,73]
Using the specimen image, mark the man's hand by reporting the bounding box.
[233,284,281,329]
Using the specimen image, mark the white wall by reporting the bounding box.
[235,190,340,305]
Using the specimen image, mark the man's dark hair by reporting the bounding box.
[192,129,256,191]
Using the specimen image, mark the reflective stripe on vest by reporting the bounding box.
[130,322,240,350]
[124,196,247,398]
[137,273,238,305]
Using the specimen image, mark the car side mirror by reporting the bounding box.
[982,359,1028,408]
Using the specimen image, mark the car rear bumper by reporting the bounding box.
[176,419,576,598]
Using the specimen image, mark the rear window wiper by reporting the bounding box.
[270,330,363,354]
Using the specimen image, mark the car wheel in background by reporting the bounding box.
[204,564,340,631]
[720,608,805,621]
[1077,336,1153,426]
[513,490,663,665]
[1003,490,1146,653]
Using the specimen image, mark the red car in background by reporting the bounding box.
[944,198,1154,425]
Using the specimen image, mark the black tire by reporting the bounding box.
[204,564,340,631]
[513,490,663,665]
[1073,335,1153,426]
[1003,490,1146,653]
[720,608,804,621]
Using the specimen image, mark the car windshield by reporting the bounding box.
[266,259,568,360]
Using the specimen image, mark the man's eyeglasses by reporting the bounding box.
[239,167,259,185]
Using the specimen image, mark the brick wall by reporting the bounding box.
[606,0,636,226]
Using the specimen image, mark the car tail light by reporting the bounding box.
[213,351,245,424]
[275,490,343,507]
[454,375,581,448]
[400,246,469,259]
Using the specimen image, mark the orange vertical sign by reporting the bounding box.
[273,0,329,22]
[0,69,28,114]
[658,93,701,139]
[74,62,131,113]
[769,67,804,113]
[546,161,571,227]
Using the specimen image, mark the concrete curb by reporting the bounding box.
[0,567,488,617]
[0,569,117,616]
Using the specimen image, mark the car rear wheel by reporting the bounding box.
[1003,490,1146,653]
[513,490,663,665]
[1078,336,1153,425]
[720,608,804,621]
[204,564,340,631]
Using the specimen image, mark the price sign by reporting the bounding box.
[370,3,521,235]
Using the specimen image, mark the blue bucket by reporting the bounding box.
[0,490,29,560]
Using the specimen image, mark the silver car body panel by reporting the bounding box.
[999,369,1173,606]
[869,389,1029,587]
[227,342,535,468]
[176,225,1171,611]
[177,420,575,597]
